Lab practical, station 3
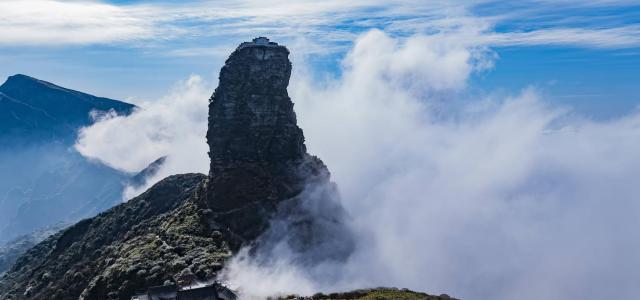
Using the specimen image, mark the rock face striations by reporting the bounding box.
[207,37,305,166]
[204,37,338,246]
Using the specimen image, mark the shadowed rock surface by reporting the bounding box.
[204,39,351,258]
[205,39,308,226]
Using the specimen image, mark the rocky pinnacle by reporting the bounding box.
[206,37,306,166]
[205,37,330,243]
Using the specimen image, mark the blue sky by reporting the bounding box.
[1,0,639,119]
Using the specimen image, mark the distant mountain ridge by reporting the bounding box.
[0,74,135,143]
[0,222,68,277]
[0,74,141,245]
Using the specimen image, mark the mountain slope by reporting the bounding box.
[0,148,130,242]
[0,75,137,244]
[0,223,68,276]
[0,92,59,140]
[0,174,228,300]
[0,74,135,143]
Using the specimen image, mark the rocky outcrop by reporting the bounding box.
[206,38,305,167]
[204,38,344,249]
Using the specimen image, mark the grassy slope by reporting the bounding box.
[277,288,457,300]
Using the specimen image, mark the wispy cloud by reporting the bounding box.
[484,25,640,48]
[0,0,639,52]
[221,29,640,300]
[0,0,161,46]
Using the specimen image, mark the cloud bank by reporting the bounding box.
[0,0,159,46]
[223,30,640,300]
[76,29,640,299]
[75,75,211,199]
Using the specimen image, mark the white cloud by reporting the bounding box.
[1,0,639,51]
[345,30,477,91]
[485,25,640,48]
[75,75,211,199]
[0,0,161,46]
[219,30,640,300]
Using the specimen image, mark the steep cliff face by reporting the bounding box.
[204,38,337,247]
[206,40,305,166]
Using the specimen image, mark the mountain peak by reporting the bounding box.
[207,37,303,166]
[205,37,308,216]
[2,74,59,91]
[0,74,135,143]
[5,74,37,82]
[203,38,338,244]
[5,74,38,82]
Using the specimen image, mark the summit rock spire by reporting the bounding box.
[206,37,306,167]
[204,37,336,244]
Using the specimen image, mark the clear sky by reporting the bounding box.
[1,0,639,119]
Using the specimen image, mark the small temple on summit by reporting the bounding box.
[237,36,280,49]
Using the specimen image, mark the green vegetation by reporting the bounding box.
[360,288,451,300]
[0,174,233,300]
[276,288,456,300]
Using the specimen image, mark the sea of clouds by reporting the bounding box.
[75,29,640,300]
